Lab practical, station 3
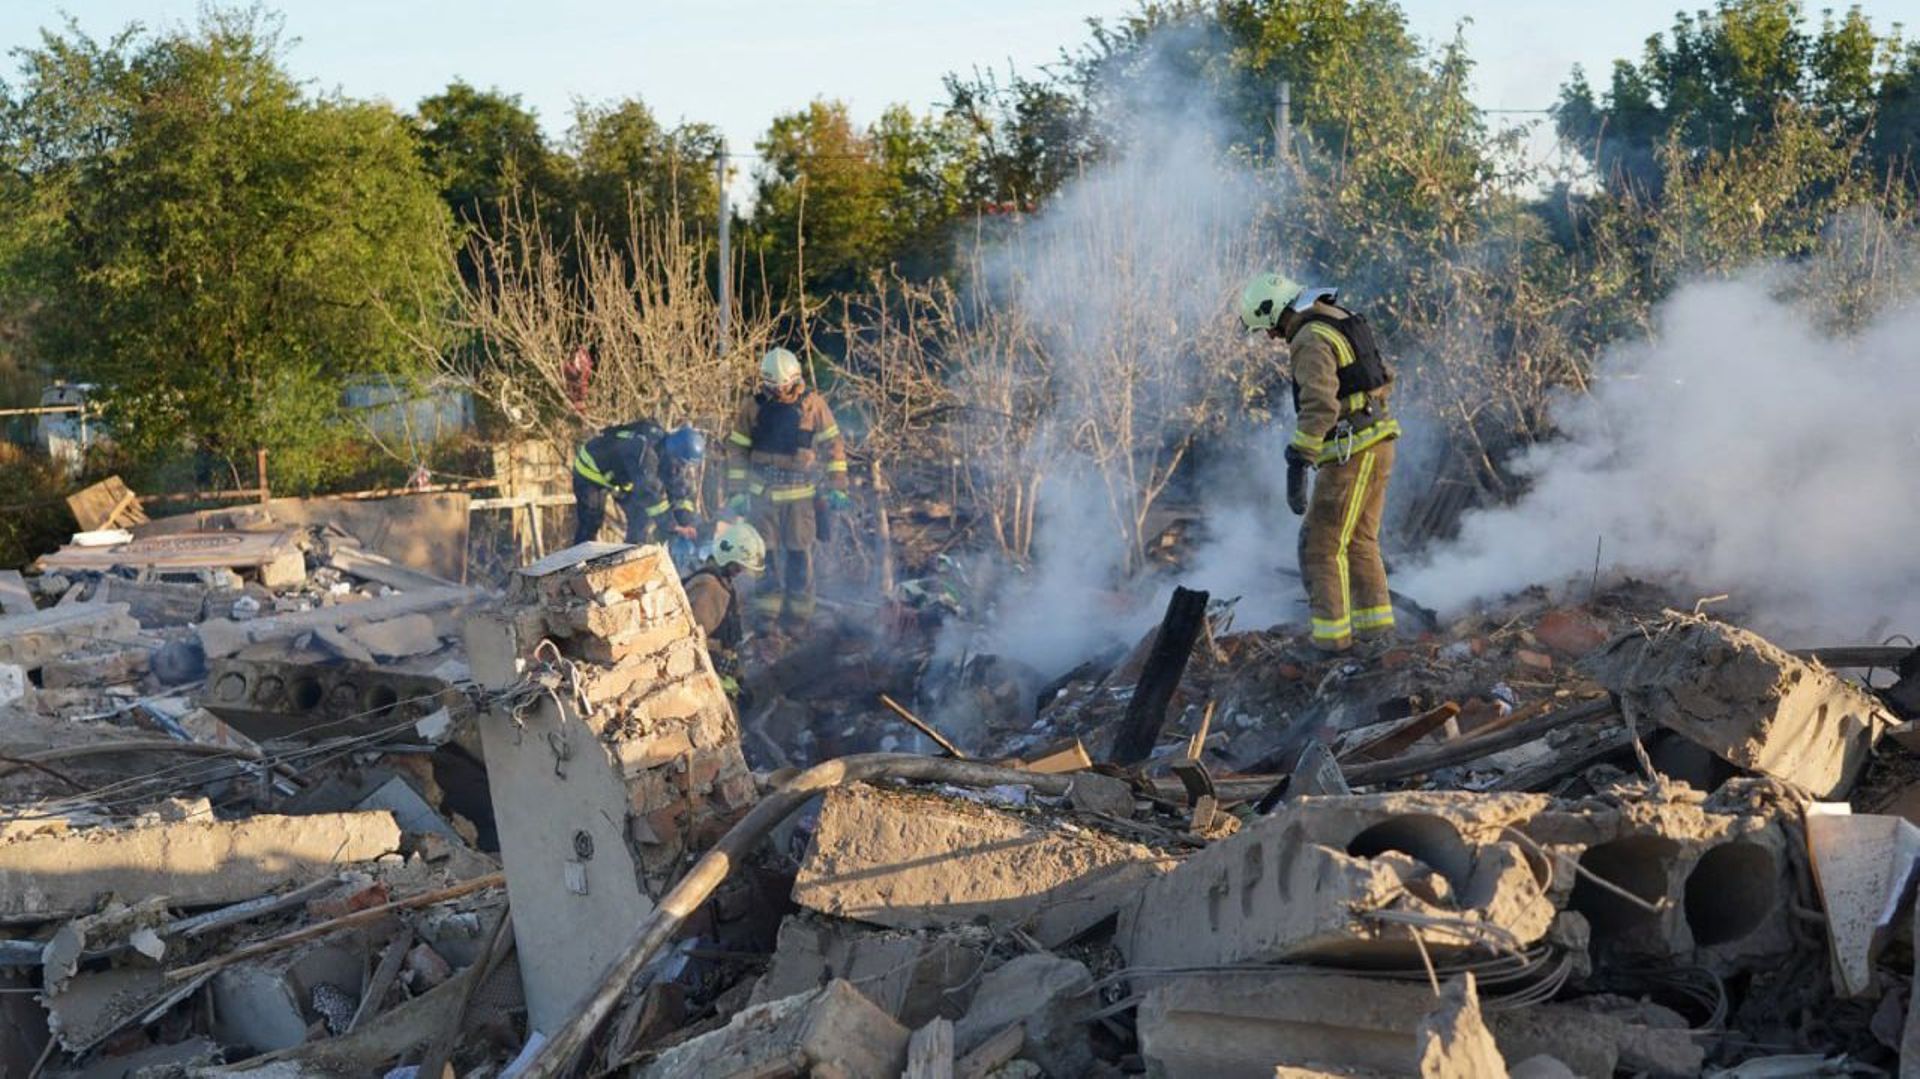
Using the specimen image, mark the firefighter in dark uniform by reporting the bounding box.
[723,348,849,628]
[570,421,706,546]
[1238,272,1402,653]
[682,520,766,697]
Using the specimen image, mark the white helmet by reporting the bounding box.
[711,520,766,574]
[760,348,803,391]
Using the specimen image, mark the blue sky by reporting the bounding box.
[0,0,1906,158]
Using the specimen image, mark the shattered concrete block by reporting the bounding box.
[0,812,401,920]
[1416,975,1507,1079]
[198,658,465,742]
[749,914,987,1027]
[1522,788,1798,971]
[342,613,444,660]
[1120,792,1558,971]
[636,979,910,1079]
[39,640,152,689]
[472,542,748,1035]
[954,953,1094,1078]
[1136,972,1623,1079]
[1584,616,1893,798]
[196,585,477,661]
[794,783,1178,947]
[40,966,170,1054]
[211,939,364,1053]
[0,603,140,672]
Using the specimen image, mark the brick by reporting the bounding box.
[687,749,725,791]
[715,771,759,812]
[619,728,694,774]
[1515,649,1554,672]
[1534,608,1612,658]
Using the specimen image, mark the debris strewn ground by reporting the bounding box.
[4,503,1919,1077]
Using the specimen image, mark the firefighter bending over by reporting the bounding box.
[1239,272,1402,653]
[683,520,765,697]
[571,420,706,546]
[723,349,850,629]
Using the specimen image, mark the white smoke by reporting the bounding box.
[956,34,1282,679]
[1401,269,1920,646]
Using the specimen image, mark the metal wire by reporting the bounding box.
[0,691,457,823]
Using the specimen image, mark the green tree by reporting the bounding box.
[568,97,722,243]
[1556,1,1915,191]
[751,100,894,302]
[0,9,452,488]
[415,80,566,248]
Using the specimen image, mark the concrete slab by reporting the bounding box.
[0,603,140,672]
[0,812,400,921]
[1136,972,1622,1079]
[794,783,1178,947]
[196,586,478,661]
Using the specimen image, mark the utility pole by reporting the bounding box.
[1276,80,1292,166]
[716,140,731,354]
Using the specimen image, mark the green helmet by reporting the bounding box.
[711,520,766,574]
[1237,272,1304,331]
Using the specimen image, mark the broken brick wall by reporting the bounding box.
[465,543,753,1033]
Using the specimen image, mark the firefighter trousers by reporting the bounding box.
[749,495,817,626]
[1301,437,1395,651]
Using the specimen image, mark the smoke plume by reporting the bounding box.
[1401,269,1920,646]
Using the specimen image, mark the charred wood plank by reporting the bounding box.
[1109,587,1209,766]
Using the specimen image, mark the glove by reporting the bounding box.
[1286,460,1309,516]
[824,489,852,512]
[725,493,752,516]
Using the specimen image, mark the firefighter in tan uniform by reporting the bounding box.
[1239,273,1402,652]
[724,349,850,628]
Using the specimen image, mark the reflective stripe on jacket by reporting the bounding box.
[1287,304,1397,466]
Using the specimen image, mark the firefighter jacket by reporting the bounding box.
[572,421,699,527]
[1287,302,1402,467]
[724,389,848,503]
[684,567,743,679]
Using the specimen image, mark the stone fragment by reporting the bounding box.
[954,953,1093,1078]
[750,914,986,1026]
[39,640,153,689]
[0,812,400,920]
[1584,615,1892,798]
[794,783,1177,947]
[1416,975,1508,1079]
[636,979,909,1079]
[1804,805,1920,997]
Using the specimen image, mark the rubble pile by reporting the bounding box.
[7,505,1920,1075]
